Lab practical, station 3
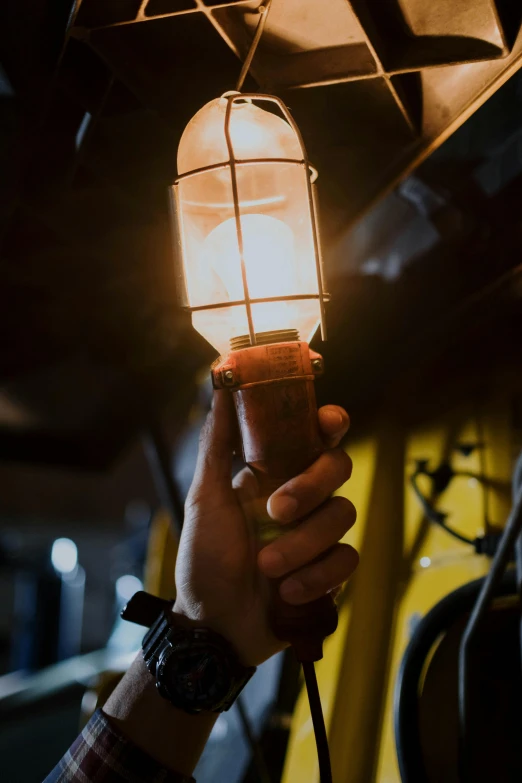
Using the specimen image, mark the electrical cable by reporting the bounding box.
[236,0,273,92]
[410,471,475,546]
[513,452,522,675]
[458,479,522,780]
[410,468,503,555]
[302,660,333,783]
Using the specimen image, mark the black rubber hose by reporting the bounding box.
[458,486,522,781]
[395,571,516,783]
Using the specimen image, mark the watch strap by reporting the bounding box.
[142,610,171,676]
[122,590,173,627]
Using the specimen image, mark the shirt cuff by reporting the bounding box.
[44,709,196,783]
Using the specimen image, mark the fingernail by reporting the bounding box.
[280,578,305,603]
[322,410,343,428]
[268,495,298,522]
[259,549,285,577]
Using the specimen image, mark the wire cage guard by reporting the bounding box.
[171,92,329,350]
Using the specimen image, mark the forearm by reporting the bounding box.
[103,654,218,778]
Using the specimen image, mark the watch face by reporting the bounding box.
[156,633,233,712]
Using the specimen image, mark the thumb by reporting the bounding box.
[187,390,237,506]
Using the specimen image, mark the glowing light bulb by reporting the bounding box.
[201,214,300,338]
[204,214,296,299]
[173,94,325,354]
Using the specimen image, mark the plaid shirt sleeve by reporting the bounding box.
[43,710,195,783]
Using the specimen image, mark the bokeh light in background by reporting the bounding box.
[115,575,143,603]
[51,539,78,575]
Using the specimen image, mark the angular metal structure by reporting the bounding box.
[76,0,522,234]
[0,0,521,465]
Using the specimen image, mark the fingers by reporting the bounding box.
[267,448,353,523]
[258,496,356,578]
[279,543,359,605]
[318,405,350,448]
[186,391,237,508]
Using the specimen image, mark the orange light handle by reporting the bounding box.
[212,341,338,662]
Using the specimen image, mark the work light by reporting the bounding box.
[171,92,327,356]
[171,91,336,660]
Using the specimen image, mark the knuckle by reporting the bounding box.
[330,495,355,516]
[286,530,318,568]
[323,546,358,589]
[273,546,292,572]
[330,448,353,483]
[284,475,315,506]
[340,543,359,572]
[299,545,359,598]
[328,496,357,533]
[300,564,326,593]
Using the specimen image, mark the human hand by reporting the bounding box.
[173,390,358,667]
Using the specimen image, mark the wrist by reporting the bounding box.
[171,599,261,668]
[104,654,217,777]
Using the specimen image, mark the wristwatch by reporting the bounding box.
[121,591,256,714]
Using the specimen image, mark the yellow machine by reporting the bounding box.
[283,358,521,782]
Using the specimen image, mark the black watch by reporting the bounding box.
[121,591,256,714]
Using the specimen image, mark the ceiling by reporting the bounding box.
[0,0,521,469]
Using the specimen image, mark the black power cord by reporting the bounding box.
[410,465,502,555]
[410,469,475,545]
[302,661,333,783]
